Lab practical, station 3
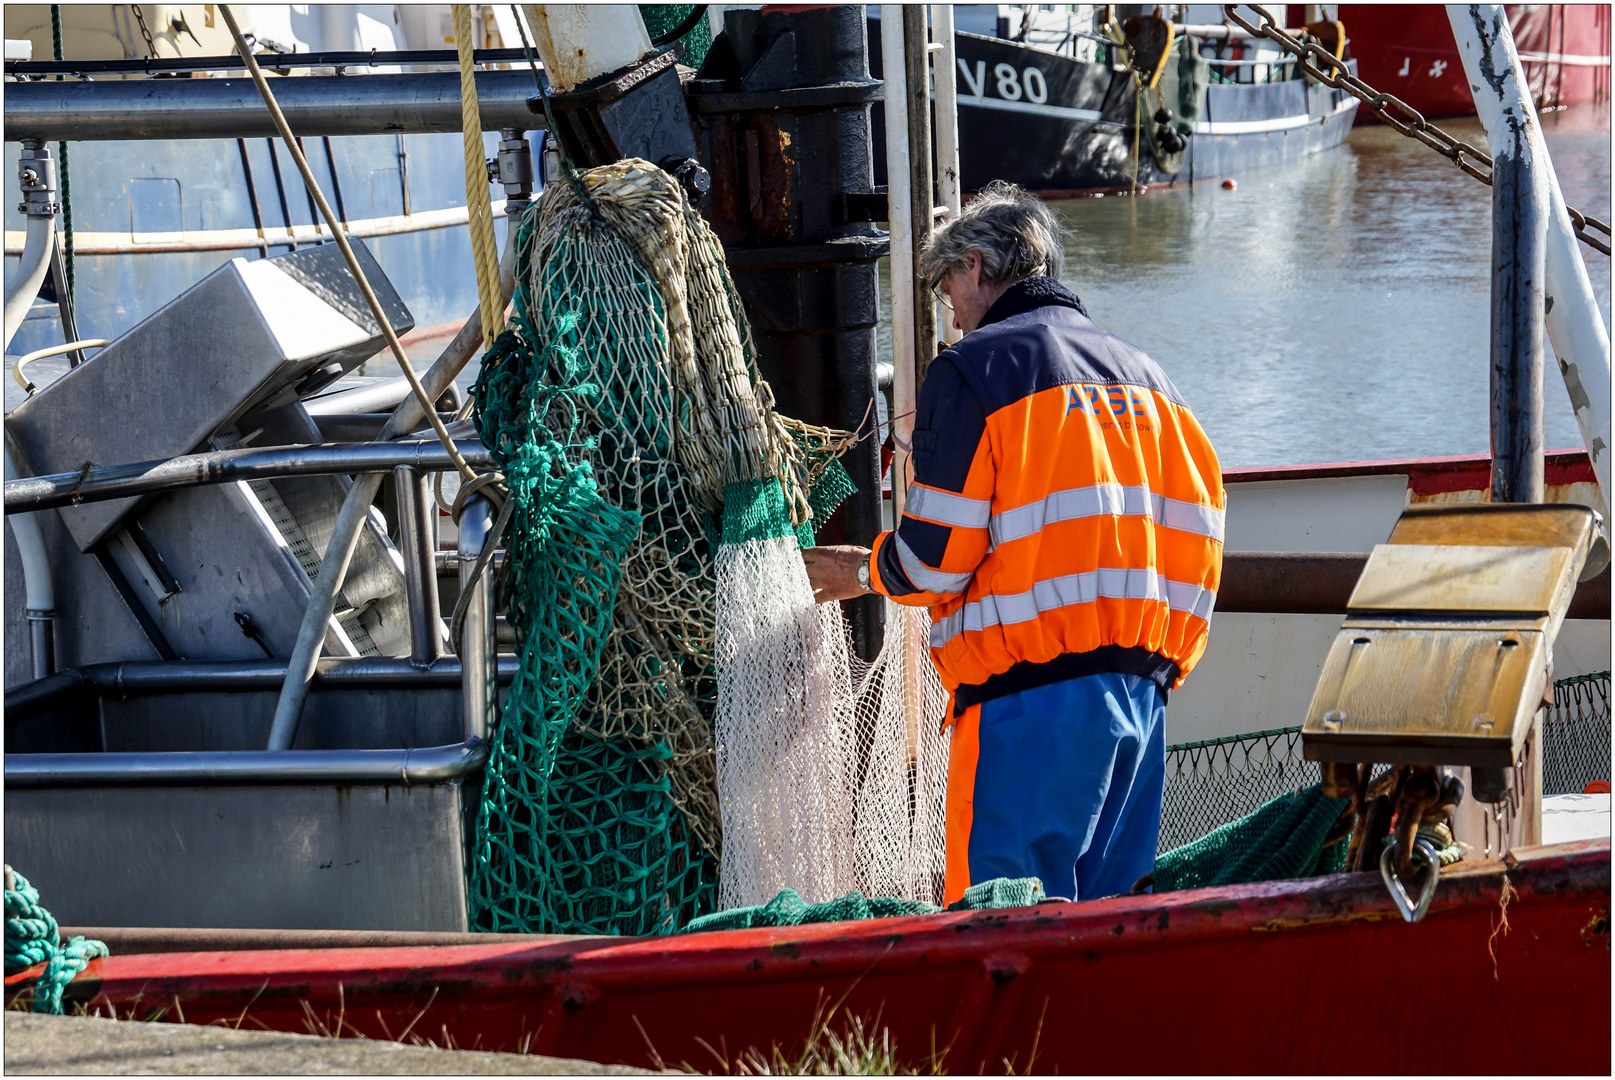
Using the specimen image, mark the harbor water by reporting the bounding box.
[19,107,1605,474]
[886,102,1612,469]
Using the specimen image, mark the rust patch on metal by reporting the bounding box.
[1186,895,1243,919]
[1582,905,1609,947]
[1251,908,1398,932]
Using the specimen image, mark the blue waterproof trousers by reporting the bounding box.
[944,672,1166,904]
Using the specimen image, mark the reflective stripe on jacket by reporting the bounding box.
[868,277,1224,708]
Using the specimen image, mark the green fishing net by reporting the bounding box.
[639,5,713,70]
[469,194,721,935]
[467,158,859,936]
[1151,783,1351,894]
[674,877,1047,935]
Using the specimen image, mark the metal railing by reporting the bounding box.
[3,445,505,787]
[1158,671,1614,854]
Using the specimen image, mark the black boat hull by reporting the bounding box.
[871,28,1358,195]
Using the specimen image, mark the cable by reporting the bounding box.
[219,4,476,485]
[649,5,709,49]
[49,6,73,304]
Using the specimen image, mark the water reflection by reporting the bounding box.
[887,103,1611,469]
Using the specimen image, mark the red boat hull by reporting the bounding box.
[1333,4,1611,120]
[9,840,1609,1074]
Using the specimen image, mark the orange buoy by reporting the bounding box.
[1222,178,1237,190]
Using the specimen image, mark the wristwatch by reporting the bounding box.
[856,553,872,593]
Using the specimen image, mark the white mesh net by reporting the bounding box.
[714,541,950,911]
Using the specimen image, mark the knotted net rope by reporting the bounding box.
[4,868,107,1015]
[468,159,949,933]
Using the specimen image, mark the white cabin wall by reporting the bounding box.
[1223,475,1411,553]
[1174,472,1611,743]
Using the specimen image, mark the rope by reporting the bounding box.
[453,5,506,353]
[219,4,477,485]
[49,6,73,304]
[509,5,601,221]
[4,867,107,1015]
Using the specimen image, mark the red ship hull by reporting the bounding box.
[9,839,1609,1074]
[1333,4,1610,120]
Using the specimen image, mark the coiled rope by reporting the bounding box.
[454,4,506,355]
[4,867,106,1015]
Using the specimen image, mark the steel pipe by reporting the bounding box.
[931,4,963,348]
[4,70,547,143]
[904,6,938,385]
[458,495,497,743]
[4,446,54,680]
[3,211,53,352]
[3,440,493,514]
[395,466,444,666]
[6,46,539,78]
[3,656,519,719]
[3,739,489,788]
[312,413,458,442]
[304,377,416,416]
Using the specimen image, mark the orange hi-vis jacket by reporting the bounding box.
[868,277,1224,717]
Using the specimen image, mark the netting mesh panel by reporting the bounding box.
[471,178,725,934]
[1543,670,1611,795]
[1158,727,1315,856]
[713,480,950,910]
[1159,671,1614,854]
[849,604,951,903]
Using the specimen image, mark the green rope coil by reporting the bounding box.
[4,870,107,1014]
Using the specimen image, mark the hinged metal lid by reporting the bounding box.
[1302,502,1596,767]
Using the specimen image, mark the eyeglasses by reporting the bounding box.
[930,281,953,310]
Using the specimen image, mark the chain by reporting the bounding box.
[131,4,157,59]
[1223,5,1611,256]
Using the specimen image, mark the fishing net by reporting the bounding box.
[1158,727,1316,855]
[712,475,950,910]
[1542,670,1611,795]
[469,159,949,934]
[639,4,714,69]
[674,876,1045,936]
[1157,670,1612,858]
[1152,783,1351,893]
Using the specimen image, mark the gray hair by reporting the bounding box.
[917,181,1066,290]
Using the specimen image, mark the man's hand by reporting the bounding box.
[802,545,872,604]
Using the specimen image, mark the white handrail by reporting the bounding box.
[881,6,915,519]
[931,4,963,348]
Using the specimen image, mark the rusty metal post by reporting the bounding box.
[688,6,889,660]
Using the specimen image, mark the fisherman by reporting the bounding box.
[804,182,1224,904]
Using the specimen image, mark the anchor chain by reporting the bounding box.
[1222,4,1612,256]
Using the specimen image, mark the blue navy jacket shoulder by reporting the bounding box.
[932,280,1186,418]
